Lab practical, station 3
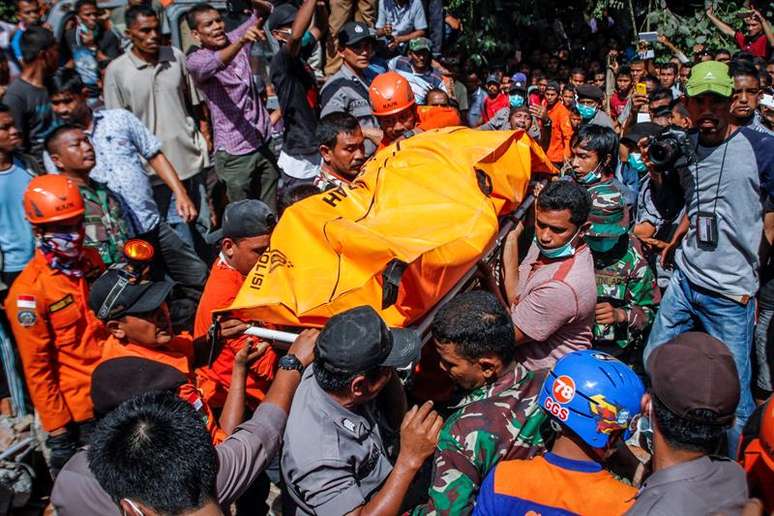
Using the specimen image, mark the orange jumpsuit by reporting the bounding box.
[194,256,277,410]
[99,333,228,444]
[4,249,105,432]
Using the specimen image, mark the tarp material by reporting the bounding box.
[226,127,556,328]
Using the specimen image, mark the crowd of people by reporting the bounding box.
[0,0,773,514]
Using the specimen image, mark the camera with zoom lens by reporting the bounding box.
[647,127,694,172]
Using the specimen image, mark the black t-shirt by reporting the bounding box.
[3,78,55,164]
[270,45,319,156]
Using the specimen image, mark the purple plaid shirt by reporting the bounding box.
[186,15,271,156]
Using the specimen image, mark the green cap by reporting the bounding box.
[686,61,733,98]
[408,37,432,53]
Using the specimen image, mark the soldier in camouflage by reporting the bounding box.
[410,291,547,516]
[585,183,658,361]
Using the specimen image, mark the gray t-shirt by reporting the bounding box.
[626,456,748,516]
[3,78,56,164]
[282,366,394,515]
[675,128,774,300]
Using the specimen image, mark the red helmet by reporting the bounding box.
[23,174,85,224]
[369,71,415,116]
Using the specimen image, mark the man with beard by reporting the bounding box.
[645,61,774,454]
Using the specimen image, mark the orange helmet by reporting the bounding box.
[369,71,415,116]
[23,174,85,225]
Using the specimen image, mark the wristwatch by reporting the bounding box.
[278,354,304,374]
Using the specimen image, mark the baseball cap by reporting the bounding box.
[686,61,733,98]
[621,122,663,146]
[646,332,740,424]
[315,306,421,374]
[89,269,174,321]
[91,357,188,416]
[408,37,432,53]
[266,3,297,30]
[205,199,276,245]
[586,187,628,238]
[338,21,375,47]
[576,83,604,102]
[511,72,528,84]
[545,80,561,92]
[485,73,500,85]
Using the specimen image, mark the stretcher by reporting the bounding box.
[227,127,556,347]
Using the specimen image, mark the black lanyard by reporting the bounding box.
[693,140,730,217]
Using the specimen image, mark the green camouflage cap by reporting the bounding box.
[686,61,733,98]
[587,182,628,238]
[408,37,432,53]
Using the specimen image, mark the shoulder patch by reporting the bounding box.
[17,310,36,327]
[49,294,74,313]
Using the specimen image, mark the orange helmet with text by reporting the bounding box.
[369,71,416,116]
[23,174,85,224]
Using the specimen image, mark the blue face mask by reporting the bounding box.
[627,152,647,173]
[586,235,619,253]
[574,162,603,185]
[509,94,525,108]
[576,103,597,120]
[535,227,581,259]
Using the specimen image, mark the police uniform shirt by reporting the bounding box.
[281,366,394,515]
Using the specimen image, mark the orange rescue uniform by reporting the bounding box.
[5,249,105,432]
[99,333,228,444]
[546,101,573,164]
[194,256,277,410]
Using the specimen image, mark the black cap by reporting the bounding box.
[621,122,663,146]
[338,21,374,47]
[315,306,421,374]
[91,357,188,416]
[205,199,276,245]
[546,80,561,92]
[576,83,604,102]
[89,269,174,321]
[267,3,297,30]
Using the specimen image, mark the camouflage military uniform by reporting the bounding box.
[593,236,659,349]
[78,180,130,265]
[410,365,547,516]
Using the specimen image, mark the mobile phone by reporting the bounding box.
[638,31,658,42]
[761,93,774,109]
[635,82,647,96]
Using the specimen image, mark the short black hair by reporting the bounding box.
[88,391,218,513]
[536,180,591,227]
[20,26,55,64]
[431,290,516,364]
[278,183,320,217]
[313,361,383,394]
[716,48,732,58]
[570,124,619,173]
[44,123,84,155]
[672,102,690,118]
[316,112,360,149]
[649,87,674,104]
[187,3,218,31]
[660,62,678,74]
[630,58,644,67]
[616,65,632,79]
[643,74,659,86]
[570,67,586,77]
[730,58,760,83]
[125,5,157,29]
[15,0,37,9]
[652,394,727,454]
[47,67,85,97]
[74,0,97,13]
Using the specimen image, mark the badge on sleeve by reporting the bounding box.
[16,296,37,327]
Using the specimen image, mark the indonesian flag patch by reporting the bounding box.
[16,295,36,310]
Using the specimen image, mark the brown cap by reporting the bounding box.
[646,332,739,425]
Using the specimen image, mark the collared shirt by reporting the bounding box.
[375,0,428,36]
[320,64,379,156]
[51,402,287,516]
[388,56,447,105]
[282,366,394,516]
[87,109,162,233]
[313,165,352,191]
[626,456,748,516]
[411,365,547,516]
[187,14,271,156]
[104,46,209,179]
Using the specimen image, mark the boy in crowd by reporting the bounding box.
[411,291,547,515]
[474,350,643,515]
[481,74,508,124]
[610,65,633,120]
[45,125,130,266]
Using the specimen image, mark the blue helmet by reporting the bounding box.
[538,350,644,448]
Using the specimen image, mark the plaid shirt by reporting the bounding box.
[186,14,271,156]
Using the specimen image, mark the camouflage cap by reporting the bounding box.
[587,182,628,238]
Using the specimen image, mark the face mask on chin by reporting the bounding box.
[535,226,582,259]
[574,162,604,185]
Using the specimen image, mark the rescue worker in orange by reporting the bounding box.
[195,199,279,410]
[88,268,258,444]
[369,70,462,151]
[5,174,105,475]
[738,396,774,512]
